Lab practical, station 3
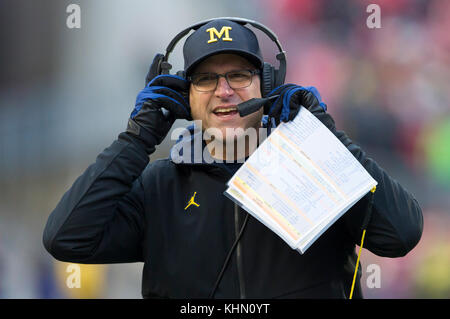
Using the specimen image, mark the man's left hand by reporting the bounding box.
[264,84,328,124]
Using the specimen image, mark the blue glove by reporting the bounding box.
[126,54,191,152]
[264,84,327,124]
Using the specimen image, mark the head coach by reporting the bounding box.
[43,17,423,298]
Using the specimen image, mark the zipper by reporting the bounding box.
[234,203,246,299]
[189,164,247,298]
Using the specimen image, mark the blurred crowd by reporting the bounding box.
[262,0,450,298]
[0,0,448,298]
[266,0,450,190]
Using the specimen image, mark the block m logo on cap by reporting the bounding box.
[206,26,232,44]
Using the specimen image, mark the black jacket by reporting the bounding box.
[43,122,423,298]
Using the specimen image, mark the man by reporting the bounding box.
[43,18,423,298]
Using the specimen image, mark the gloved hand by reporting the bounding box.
[264,84,328,125]
[126,55,192,153]
[144,53,163,87]
[308,101,336,132]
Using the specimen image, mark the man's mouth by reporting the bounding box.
[213,106,239,117]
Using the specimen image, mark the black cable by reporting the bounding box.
[209,213,249,298]
[361,187,376,233]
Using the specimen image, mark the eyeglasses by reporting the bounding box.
[187,69,260,92]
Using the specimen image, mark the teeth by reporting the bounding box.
[215,108,237,113]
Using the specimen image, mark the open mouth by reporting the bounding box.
[213,107,239,117]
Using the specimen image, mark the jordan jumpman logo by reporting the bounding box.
[184,192,200,210]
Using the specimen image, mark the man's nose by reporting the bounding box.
[215,76,234,97]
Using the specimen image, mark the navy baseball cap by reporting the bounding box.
[183,19,264,75]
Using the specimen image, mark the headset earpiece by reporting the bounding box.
[261,62,275,97]
[176,70,189,100]
[159,60,173,75]
[274,52,287,88]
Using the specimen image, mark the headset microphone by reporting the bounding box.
[237,94,279,117]
[162,95,279,121]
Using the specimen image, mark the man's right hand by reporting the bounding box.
[126,55,192,152]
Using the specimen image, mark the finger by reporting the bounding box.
[148,74,189,91]
[136,83,191,119]
[135,95,191,121]
[145,54,165,86]
[150,86,188,106]
[265,84,298,115]
[286,102,301,122]
[151,94,191,120]
[267,95,284,117]
[146,87,191,119]
[267,83,297,97]
[303,86,322,103]
[297,91,319,109]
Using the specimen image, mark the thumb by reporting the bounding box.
[145,53,165,87]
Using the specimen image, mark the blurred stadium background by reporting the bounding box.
[0,0,448,298]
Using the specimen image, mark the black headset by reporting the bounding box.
[156,17,287,97]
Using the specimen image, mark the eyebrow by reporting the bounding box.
[193,68,250,75]
[194,63,255,74]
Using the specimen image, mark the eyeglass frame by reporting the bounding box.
[187,69,261,92]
